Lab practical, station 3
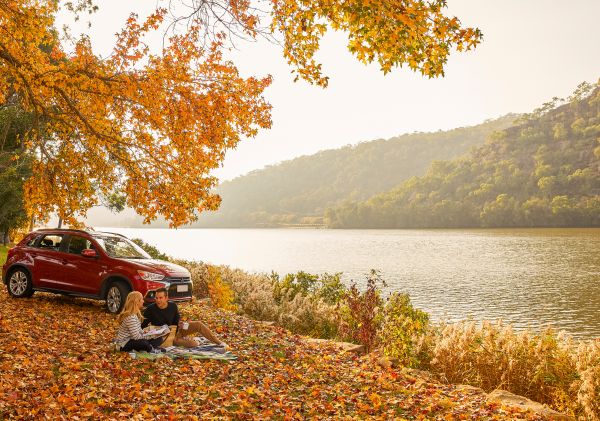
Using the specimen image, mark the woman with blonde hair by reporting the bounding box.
[113,291,165,352]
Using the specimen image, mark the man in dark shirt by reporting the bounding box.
[142,287,226,348]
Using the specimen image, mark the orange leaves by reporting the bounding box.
[271,0,482,85]
[1,1,273,227]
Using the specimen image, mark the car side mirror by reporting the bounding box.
[81,249,97,258]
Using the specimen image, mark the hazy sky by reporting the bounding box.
[59,0,600,181]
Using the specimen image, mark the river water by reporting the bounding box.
[102,227,600,339]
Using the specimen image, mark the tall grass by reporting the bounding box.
[182,261,341,339]
[428,321,600,418]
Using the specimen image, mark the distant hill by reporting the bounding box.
[191,115,517,227]
[325,82,600,228]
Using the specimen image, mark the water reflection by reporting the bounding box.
[105,227,600,339]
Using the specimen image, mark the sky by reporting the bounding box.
[58,0,600,181]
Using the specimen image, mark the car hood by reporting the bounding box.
[130,259,190,277]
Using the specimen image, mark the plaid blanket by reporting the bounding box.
[133,338,236,361]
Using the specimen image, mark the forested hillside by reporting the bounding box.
[325,82,600,228]
[193,116,516,227]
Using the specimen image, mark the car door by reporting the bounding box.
[61,234,105,295]
[31,233,67,290]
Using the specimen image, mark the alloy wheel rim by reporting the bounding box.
[9,271,27,295]
[107,287,121,312]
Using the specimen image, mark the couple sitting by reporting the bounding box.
[113,287,227,353]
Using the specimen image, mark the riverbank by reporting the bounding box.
[183,260,600,419]
[0,289,545,419]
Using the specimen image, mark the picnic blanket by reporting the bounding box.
[132,338,236,361]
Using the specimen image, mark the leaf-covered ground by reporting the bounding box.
[0,290,545,420]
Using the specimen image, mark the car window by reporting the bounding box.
[26,235,39,247]
[92,235,150,259]
[36,234,63,251]
[67,235,93,255]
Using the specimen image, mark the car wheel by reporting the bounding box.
[106,281,129,314]
[7,268,34,298]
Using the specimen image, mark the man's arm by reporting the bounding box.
[172,303,181,327]
[141,306,152,328]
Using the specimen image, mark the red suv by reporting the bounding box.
[2,229,193,313]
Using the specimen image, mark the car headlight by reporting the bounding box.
[137,270,165,281]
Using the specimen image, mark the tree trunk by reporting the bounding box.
[57,217,62,229]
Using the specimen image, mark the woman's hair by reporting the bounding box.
[117,291,143,323]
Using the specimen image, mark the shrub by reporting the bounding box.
[337,270,385,351]
[273,271,346,305]
[379,292,431,368]
[181,262,340,338]
[184,261,210,299]
[206,266,237,312]
[276,291,338,338]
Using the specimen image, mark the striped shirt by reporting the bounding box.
[114,314,145,348]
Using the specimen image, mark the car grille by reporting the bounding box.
[165,276,193,299]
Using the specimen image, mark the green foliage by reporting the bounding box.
[189,116,515,227]
[0,245,8,265]
[131,238,171,261]
[0,104,33,238]
[272,271,346,305]
[104,192,126,213]
[327,82,600,228]
[337,270,386,351]
[379,292,430,368]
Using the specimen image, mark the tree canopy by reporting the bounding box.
[0,0,481,227]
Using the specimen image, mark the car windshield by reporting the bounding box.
[92,235,151,259]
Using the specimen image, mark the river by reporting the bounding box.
[101,227,600,339]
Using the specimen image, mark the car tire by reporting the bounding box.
[7,268,34,298]
[106,281,129,314]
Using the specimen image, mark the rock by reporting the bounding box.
[454,384,485,395]
[486,389,574,421]
[303,338,329,346]
[340,343,366,354]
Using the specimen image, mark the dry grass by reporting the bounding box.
[428,320,600,418]
[182,261,339,338]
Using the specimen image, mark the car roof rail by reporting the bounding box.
[92,231,128,239]
[36,228,90,235]
[35,227,129,239]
